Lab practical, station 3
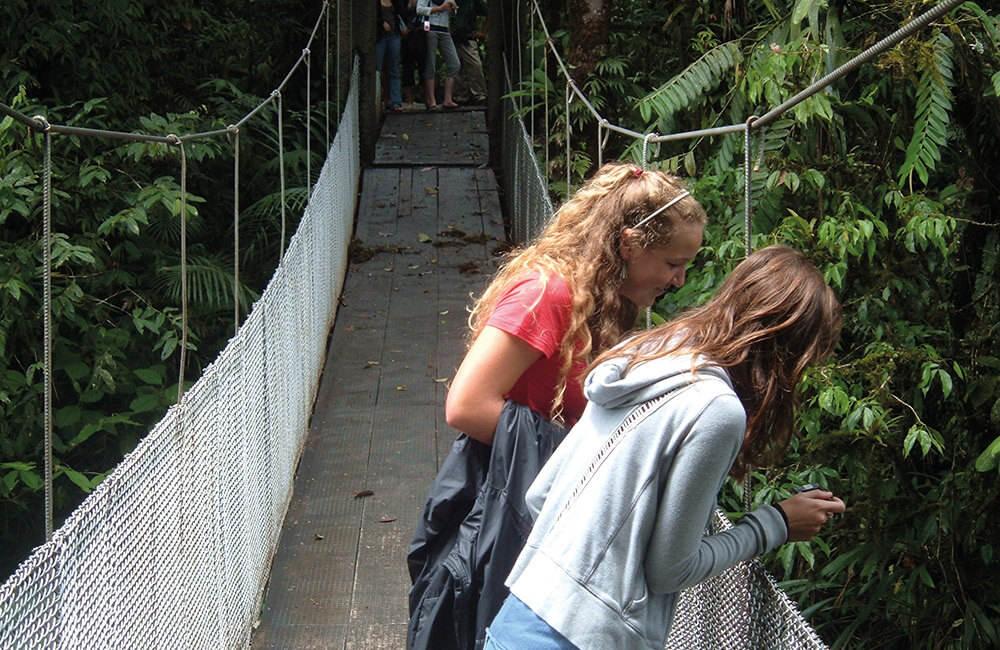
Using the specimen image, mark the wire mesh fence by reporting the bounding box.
[0,60,360,650]
[499,59,555,245]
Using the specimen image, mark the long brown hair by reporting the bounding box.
[469,161,706,422]
[593,245,842,477]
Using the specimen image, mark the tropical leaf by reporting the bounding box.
[636,41,743,124]
[898,32,954,188]
[153,253,258,313]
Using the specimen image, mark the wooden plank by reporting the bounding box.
[397,168,412,218]
[374,110,488,166]
[355,167,401,241]
[252,110,504,650]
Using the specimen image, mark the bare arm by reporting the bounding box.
[445,325,543,444]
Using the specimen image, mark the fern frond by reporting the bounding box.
[155,254,258,313]
[636,41,743,123]
[710,132,741,178]
[898,32,954,188]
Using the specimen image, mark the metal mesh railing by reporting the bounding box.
[665,509,828,649]
[0,59,360,650]
[499,58,555,245]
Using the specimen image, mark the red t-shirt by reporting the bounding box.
[486,272,587,425]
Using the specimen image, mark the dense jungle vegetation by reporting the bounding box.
[1,0,998,648]
[1,0,324,578]
[519,1,998,647]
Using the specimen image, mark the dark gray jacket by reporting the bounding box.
[406,400,565,650]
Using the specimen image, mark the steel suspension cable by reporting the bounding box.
[233,127,241,334]
[1,4,332,147]
[523,0,963,150]
[39,120,53,541]
[754,0,964,129]
[518,0,963,269]
[744,117,756,257]
[174,136,189,403]
[325,1,331,149]
[565,83,571,194]
[530,6,535,149]
[306,48,312,188]
[0,4,332,545]
[276,91,288,264]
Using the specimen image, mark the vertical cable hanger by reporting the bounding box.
[35,116,54,541]
[170,135,190,403]
[514,2,531,113]
[741,115,759,508]
[597,118,610,169]
[335,0,341,120]
[641,132,654,330]
[305,47,312,189]
[529,5,535,148]
[743,116,758,258]
[325,1,330,150]
[543,37,549,181]
[276,91,287,264]
[565,82,572,195]
[232,126,241,335]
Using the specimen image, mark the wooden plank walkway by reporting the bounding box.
[250,108,504,649]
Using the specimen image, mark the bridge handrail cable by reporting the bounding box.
[0,2,340,541]
[523,0,963,171]
[0,2,360,644]
[0,58,360,650]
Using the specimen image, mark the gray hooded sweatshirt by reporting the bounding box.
[505,352,788,650]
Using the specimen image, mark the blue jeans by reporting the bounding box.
[483,595,579,650]
[376,34,402,108]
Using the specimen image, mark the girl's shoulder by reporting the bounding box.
[491,271,574,334]
[503,270,572,303]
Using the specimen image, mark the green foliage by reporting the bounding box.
[1,1,326,578]
[636,41,744,128]
[527,0,1000,646]
[897,32,955,188]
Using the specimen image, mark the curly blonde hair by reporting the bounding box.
[468,161,707,422]
[593,245,842,478]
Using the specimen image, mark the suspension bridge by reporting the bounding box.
[0,0,966,647]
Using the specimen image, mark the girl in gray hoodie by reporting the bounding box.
[484,245,847,650]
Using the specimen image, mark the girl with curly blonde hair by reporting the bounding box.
[446,161,707,442]
[408,161,706,650]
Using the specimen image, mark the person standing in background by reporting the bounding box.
[416,0,460,109]
[399,0,425,110]
[450,0,487,106]
[376,0,404,111]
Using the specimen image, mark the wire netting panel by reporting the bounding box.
[0,63,360,650]
[500,58,554,244]
[665,509,829,649]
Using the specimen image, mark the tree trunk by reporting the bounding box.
[567,0,611,86]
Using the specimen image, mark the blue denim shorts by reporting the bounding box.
[483,594,579,650]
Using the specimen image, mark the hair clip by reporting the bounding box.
[632,190,691,229]
[633,168,644,178]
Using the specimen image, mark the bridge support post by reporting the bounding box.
[486,0,507,172]
[356,0,378,165]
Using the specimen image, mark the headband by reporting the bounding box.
[631,190,691,230]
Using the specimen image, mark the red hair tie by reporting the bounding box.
[633,168,643,178]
